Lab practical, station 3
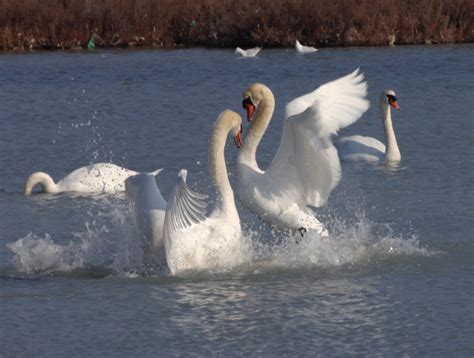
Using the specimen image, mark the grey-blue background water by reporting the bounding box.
[1,45,473,356]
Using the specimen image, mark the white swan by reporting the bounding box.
[125,170,167,262]
[238,69,369,237]
[235,47,262,57]
[163,110,245,275]
[24,163,160,195]
[335,90,401,162]
[295,40,318,54]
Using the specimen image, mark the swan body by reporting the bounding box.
[295,40,318,54]
[163,110,246,275]
[238,69,369,236]
[24,163,159,195]
[125,170,167,261]
[235,47,262,57]
[336,90,401,162]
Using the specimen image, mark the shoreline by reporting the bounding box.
[0,42,472,55]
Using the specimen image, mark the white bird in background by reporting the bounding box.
[238,69,369,237]
[163,110,246,275]
[125,170,167,263]
[235,47,262,57]
[295,40,318,54]
[335,89,401,162]
[24,163,160,195]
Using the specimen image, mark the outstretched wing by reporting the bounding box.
[261,69,369,207]
[164,169,208,234]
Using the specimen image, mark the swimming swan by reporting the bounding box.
[125,170,167,261]
[235,47,262,57]
[238,69,369,237]
[335,89,401,162]
[24,163,160,195]
[163,110,245,275]
[295,40,318,54]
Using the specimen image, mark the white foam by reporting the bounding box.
[7,206,431,277]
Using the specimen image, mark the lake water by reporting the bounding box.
[1,45,473,356]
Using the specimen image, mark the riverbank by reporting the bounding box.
[1,0,472,51]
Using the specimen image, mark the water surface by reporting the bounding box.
[1,45,473,356]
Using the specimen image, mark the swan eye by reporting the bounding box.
[386,94,397,103]
[242,96,254,109]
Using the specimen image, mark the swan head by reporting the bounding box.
[380,89,400,110]
[242,83,272,122]
[216,110,243,149]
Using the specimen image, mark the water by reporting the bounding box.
[1,45,473,356]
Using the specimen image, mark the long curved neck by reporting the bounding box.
[208,122,235,212]
[381,104,401,161]
[24,172,58,194]
[239,92,275,168]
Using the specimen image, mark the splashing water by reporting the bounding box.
[6,204,432,278]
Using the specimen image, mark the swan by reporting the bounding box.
[238,69,369,237]
[163,110,246,275]
[24,163,160,195]
[335,89,401,162]
[235,47,262,57]
[295,40,318,54]
[125,170,167,262]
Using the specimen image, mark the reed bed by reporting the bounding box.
[1,0,472,50]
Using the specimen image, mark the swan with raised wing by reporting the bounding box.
[125,170,167,262]
[238,69,369,237]
[335,89,401,162]
[235,47,262,57]
[163,110,246,275]
[24,163,160,195]
[295,40,318,54]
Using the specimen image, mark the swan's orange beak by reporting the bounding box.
[389,97,400,110]
[242,97,256,122]
[233,125,243,149]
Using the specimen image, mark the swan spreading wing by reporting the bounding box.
[164,169,208,234]
[262,69,369,207]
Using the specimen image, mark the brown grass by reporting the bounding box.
[1,0,472,50]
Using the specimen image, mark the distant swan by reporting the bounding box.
[335,90,401,162]
[235,47,262,57]
[295,40,318,54]
[163,110,245,275]
[125,170,167,261]
[238,69,369,237]
[24,163,160,195]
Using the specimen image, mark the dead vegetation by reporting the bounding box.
[1,0,472,50]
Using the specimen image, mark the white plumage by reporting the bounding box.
[336,89,401,162]
[24,163,160,195]
[163,110,246,275]
[295,40,318,54]
[125,171,167,262]
[235,47,262,57]
[238,69,369,236]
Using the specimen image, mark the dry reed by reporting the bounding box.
[1,0,472,50]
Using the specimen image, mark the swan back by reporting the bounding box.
[125,171,167,257]
[235,47,261,57]
[57,163,138,193]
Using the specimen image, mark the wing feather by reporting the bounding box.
[165,169,208,234]
[263,69,369,207]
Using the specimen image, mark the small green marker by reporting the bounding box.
[87,34,96,50]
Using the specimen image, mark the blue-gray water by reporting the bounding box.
[1,45,473,356]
